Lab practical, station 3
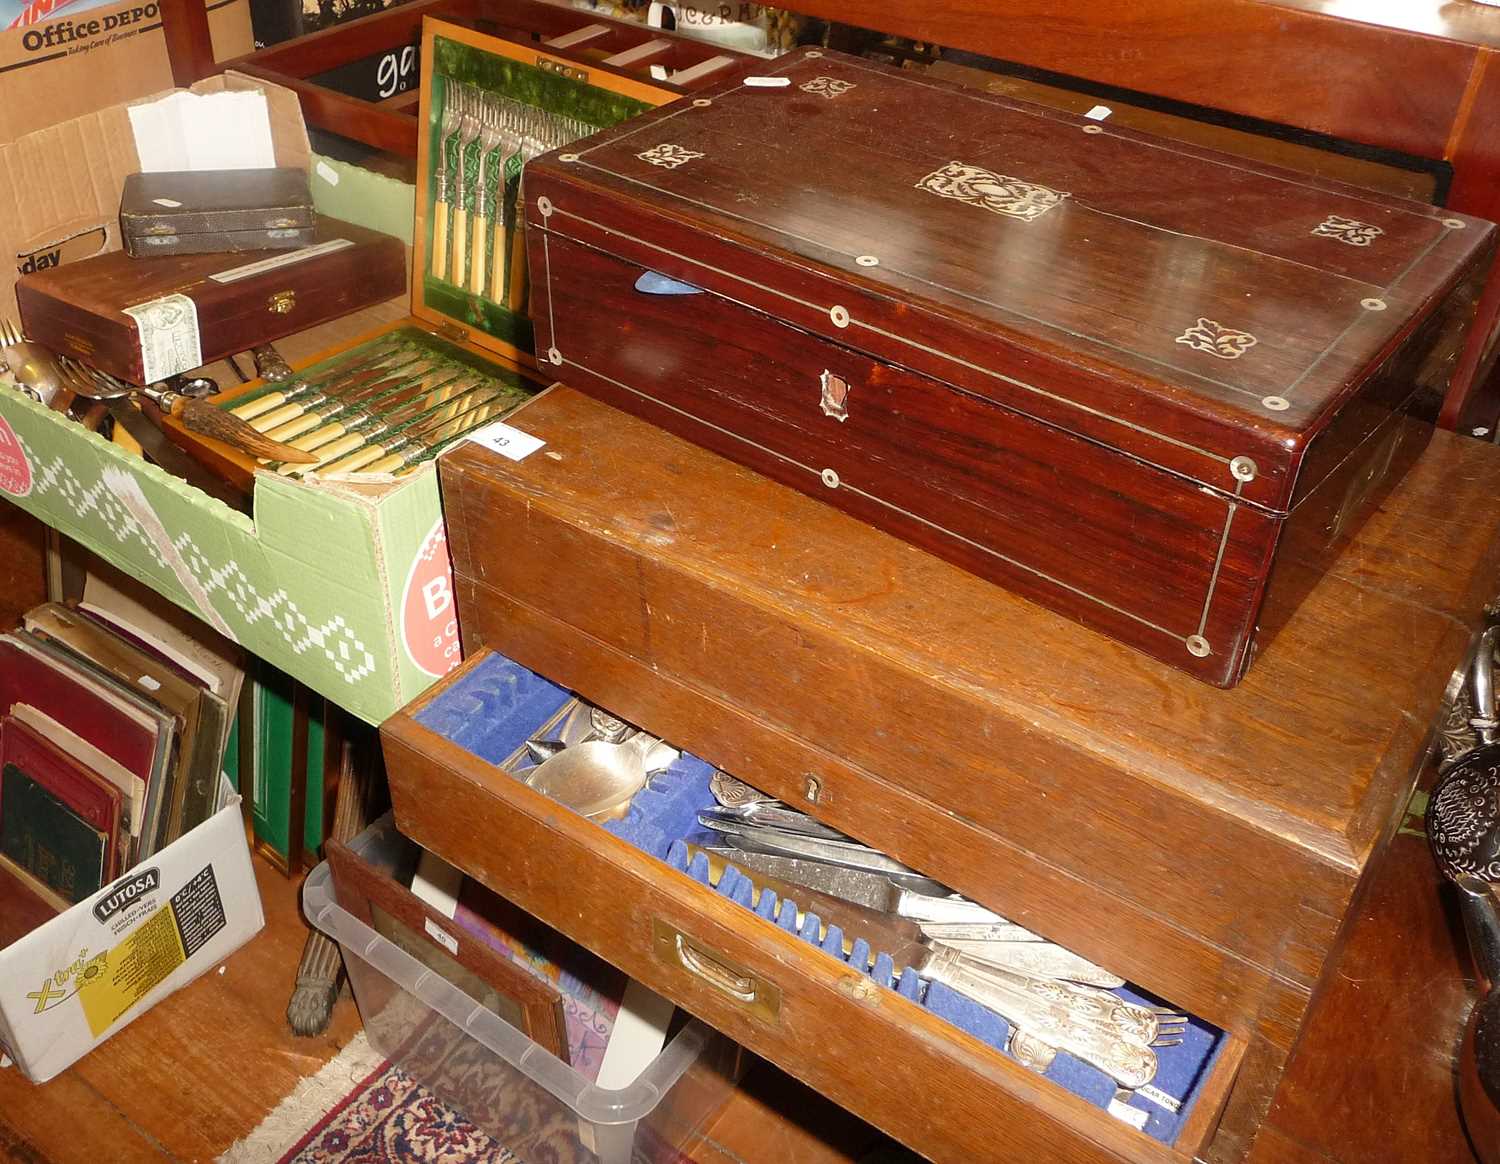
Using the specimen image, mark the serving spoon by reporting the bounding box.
[523,732,675,821]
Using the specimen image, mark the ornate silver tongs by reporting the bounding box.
[1427,625,1500,1149]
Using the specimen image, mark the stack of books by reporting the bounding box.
[0,600,242,914]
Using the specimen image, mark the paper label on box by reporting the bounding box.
[464,420,545,461]
[1138,1084,1181,1112]
[0,416,33,498]
[208,239,354,285]
[152,198,183,209]
[1106,1097,1149,1130]
[122,294,202,383]
[423,917,460,957]
[76,864,226,1036]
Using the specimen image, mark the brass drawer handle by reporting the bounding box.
[652,918,781,1024]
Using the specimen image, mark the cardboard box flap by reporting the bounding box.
[0,385,452,723]
[3,69,309,310]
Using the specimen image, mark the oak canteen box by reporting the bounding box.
[433,387,1500,1159]
[523,48,1496,686]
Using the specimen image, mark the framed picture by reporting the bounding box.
[325,837,570,1063]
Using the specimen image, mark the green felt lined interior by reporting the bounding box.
[422,35,657,354]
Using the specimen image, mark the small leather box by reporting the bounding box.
[120,168,314,257]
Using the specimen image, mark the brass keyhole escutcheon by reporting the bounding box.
[267,290,297,315]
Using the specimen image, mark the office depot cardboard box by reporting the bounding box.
[0,68,305,312]
[0,0,252,146]
[0,777,264,1083]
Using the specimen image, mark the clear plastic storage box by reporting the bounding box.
[304,837,744,1164]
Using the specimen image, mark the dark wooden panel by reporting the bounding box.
[769,0,1483,159]
[1248,804,1481,1163]
[232,64,421,156]
[925,60,1440,204]
[158,0,217,85]
[233,0,472,74]
[1449,52,1500,221]
[0,504,45,632]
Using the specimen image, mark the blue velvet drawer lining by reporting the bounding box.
[415,652,1227,1146]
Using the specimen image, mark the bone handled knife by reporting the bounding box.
[258,361,446,441]
[230,344,415,421]
[276,378,493,475]
[338,392,519,475]
[245,354,426,432]
[281,371,479,456]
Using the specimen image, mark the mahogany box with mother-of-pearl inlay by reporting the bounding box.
[522,47,1495,685]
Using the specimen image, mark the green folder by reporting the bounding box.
[246,661,325,867]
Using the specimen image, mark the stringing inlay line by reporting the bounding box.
[545,206,1236,477]
[853,318,1232,469]
[1195,481,1244,639]
[575,99,700,160]
[1280,230,1445,402]
[556,354,1195,645]
[542,231,557,342]
[575,52,803,162]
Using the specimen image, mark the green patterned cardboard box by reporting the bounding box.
[0,388,458,724]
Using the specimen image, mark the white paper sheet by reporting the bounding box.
[128,91,276,173]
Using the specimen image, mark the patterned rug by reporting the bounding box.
[221,1032,525,1164]
[221,1018,696,1164]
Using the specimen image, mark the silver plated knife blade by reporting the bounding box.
[697,816,946,887]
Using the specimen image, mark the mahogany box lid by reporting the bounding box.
[525,48,1496,514]
[15,216,405,384]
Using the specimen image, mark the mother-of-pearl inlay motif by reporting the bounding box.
[915,162,1071,222]
[1311,214,1384,247]
[1175,318,1259,361]
[800,75,856,99]
[637,143,705,169]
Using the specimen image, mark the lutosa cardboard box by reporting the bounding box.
[0,776,263,1083]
